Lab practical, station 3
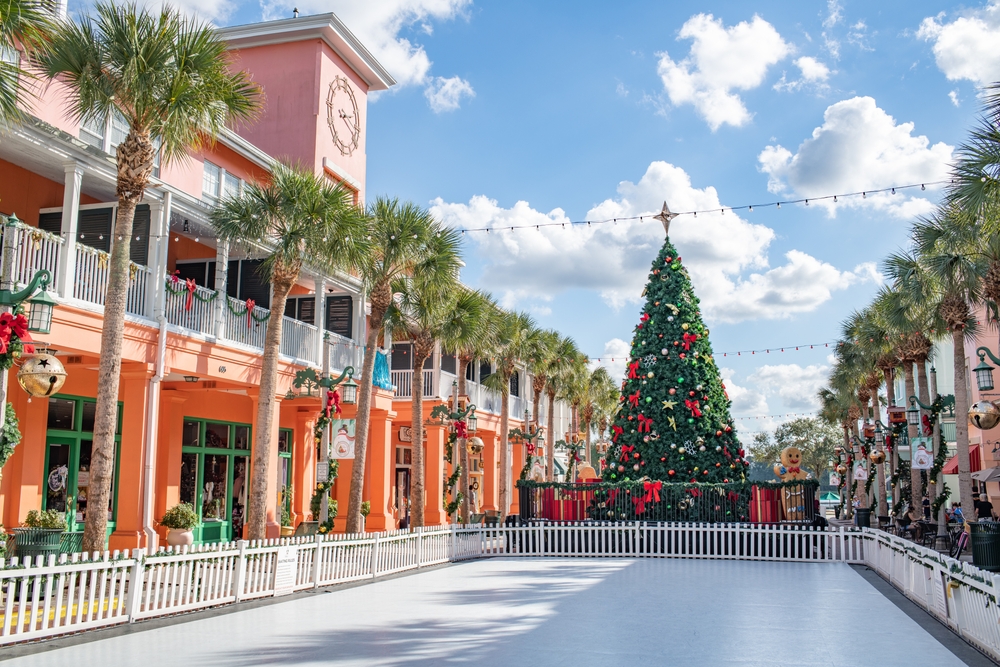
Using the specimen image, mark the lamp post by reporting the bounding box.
[0,213,60,431]
[909,385,950,543]
[510,408,544,478]
[430,383,477,524]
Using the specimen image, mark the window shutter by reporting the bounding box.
[176,261,209,286]
[128,204,151,265]
[77,207,113,252]
[38,212,62,235]
[391,343,412,370]
[227,260,239,299]
[325,295,352,338]
[510,371,519,397]
[238,259,270,309]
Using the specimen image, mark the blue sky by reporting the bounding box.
[128,0,1000,433]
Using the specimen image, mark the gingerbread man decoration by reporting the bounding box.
[773,446,809,521]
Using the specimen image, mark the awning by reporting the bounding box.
[942,445,982,475]
[972,467,1000,483]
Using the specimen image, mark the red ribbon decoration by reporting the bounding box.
[922,413,933,436]
[628,391,640,408]
[245,299,256,328]
[688,488,702,498]
[684,399,702,418]
[454,420,467,439]
[632,480,662,514]
[681,332,699,350]
[0,312,34,354]
[185,278,197,311]
[628,360,640,379]
[637,414,653,432]
[787,466,801,474]
[324,389,341,418]
[619,445,635,462]
[171,270,180,284]
[526,442,535,455]
[608,488,620,507]
[612,425,623,443]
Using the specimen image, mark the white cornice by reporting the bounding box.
[217,14,395,92]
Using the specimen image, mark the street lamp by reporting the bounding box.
[509,409,544,459]
[974,348,1000,392]
[289,366,355,399]
[906,398,921,426]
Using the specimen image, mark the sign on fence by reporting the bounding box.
[273,545,299,597]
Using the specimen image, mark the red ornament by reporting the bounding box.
[665,256,672,262]
[715,462,721,467]
[673,341,679,346]
[689,391,695,397]
[679,353,686,359]
[668,388,676,395]
[668,470,675,476]
[716,430,722,437]
[660,457,666,462]
[633,452,640,459]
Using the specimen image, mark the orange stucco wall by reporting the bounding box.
[0,159,100,225]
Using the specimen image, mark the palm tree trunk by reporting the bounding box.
[842,424,853,520]
[953,330,974,513]
[883,367,896,515]
[916,358,934,520]
[859,399,870,510]
[82,195,140,553]
[546,389,556,482]
[246,279,294,540]
[499,388,510,520]
[585,419,592,467]
[458,357,470,525]
[410,346,432,528]
[904,362,920,514]
[346,304,387,534]
[872,389,887,516]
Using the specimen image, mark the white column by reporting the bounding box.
[213,240,229,339]
[148,192,170,320]
[56,164,84,299]
[313,275,326,368]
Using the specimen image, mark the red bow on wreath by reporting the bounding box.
[684,399,702,418]
[526,442,536,455]
[325,389,341,418]
[185,278,197,311]
[633,480,662,514]
[244,299,256,328]
[681,332,699,351]
[619,445,635,462]
[628,360,640,379]
[688,488,702,498]
[454,420,467,439]
[628,391,640,407]
[0,312,34,354]
[612,425,624,442]
[637,414,653,433]
[922,414,933,436]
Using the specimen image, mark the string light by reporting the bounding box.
[584,341,834,363]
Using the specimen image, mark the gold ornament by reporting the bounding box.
[969,400,1000,430]
[869,451,886,465]
[17,353,67,397]
[681,323,689,330]
[467,436,485,455]
[836,463,848,476]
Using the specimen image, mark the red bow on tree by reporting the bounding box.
[640,313,650,322]
[526,443,535,455]
[628,360,640,379]
[637,414,653,432]
[727,490,739,504]
[681,332,699,350]
[684,399,702,418]
[244,299,256,328]
[688,488,702,498]
[185,278,197,311]
[723,446,732,459]
[325,389,342,418]
[922,414,933,436]
[608,488,621,507]
[612,425,624,442]
[619,445,635,462]
[632,480,662,514]
[454,420,467,439]
[628,391,640,407]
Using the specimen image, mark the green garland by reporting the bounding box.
[516,478,819,491]
[443,430,464,520]
[519,454,533,481]
[0,402,21,468]
[310,460,339,533]
[165,279,219,303]
[226,297,271,322]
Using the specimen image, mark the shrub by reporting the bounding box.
[360,501,370,517]
[24,509,67,530]
[160,503,199,530]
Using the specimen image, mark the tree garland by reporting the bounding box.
[310,460,339,533]
[0,402,21,470]
[443,430,463,519]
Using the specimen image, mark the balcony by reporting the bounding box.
[389,365,530,420]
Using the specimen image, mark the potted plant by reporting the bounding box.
[14,509,67,561]
[280,485,295,537]
[160,503,198,547]
[360,501,370,532]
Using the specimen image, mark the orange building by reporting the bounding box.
[0,11,572,551]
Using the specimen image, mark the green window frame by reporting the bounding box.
[278,428,293,524]
[43,394,123,535]
[180,418,251,544]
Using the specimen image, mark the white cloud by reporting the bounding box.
[431,161,876,322]
[918,3,1000,86]
[593,339,631,384]
[758,96,953,218]
[720,367,770,422]
[823,0,843,29]
[748,363,830,411]
[656,14,790,130]
[949,90,961,106]
[137,0,233,24]
[259,0,472,110]
[424,76,475,112]
[773,56,831,92]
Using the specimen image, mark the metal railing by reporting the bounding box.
[164,276,217,335]
[280,316,319,365]
[73,245,150,317]
[2,221,62,288]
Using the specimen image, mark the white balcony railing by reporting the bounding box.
[280,315,319,365]
[224,295,270,350]
[391,369,434,398]
[164,276,217,335]
[74,245,150,317]
[326,331,362,374]
[3,221,63,287]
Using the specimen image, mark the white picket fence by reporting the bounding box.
[1,523,998,660]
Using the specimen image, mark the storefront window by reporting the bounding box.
[181,418,251,543]
[278,429,292,522]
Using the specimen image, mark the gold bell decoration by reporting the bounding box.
[836,463,848,476]
[466,436,485,455]
[17,352,67,397]
[869,450,886,465]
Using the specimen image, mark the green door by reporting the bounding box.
[180,419,250,544]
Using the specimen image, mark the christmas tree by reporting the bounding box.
[605,205,749,487]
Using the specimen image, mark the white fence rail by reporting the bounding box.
[391,369,435,399]
[326,332,362,375]
[3,524,997,660]
[73,245,150,317]
[164,276,217,335]
[3,222,62,288]
[223,296,270,349]
[280,316,319,366]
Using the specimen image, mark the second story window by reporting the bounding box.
[79,111,161,177]
[203,161,221,201]
[223,172,242,199]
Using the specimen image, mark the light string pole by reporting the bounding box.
[509,409,544,480]
[430,383,477,524]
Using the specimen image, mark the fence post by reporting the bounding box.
[370,534,380,578]
[839,526,845,562]
[312,533,323,589]
[233,540,247,601]
[125,548,146,623]
[416,527,423,568]
[449,524,456,560]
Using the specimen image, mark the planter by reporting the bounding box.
[13,527,65,562]
[165,528,194,547]
[280,526,295,537]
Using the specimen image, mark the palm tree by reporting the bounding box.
[0,0,53,125]
[346,198,461,533]
[818,385,856,518]
[482,308,536,519]
[947,82,1000,219]
[561,356,590,462]
[527,328,558,436]
[580,366,615,466]
[437,288,495,524]
[543,335,579,481]
[384,244,465,528]
[38,2,260,551]
[212,163,365,539]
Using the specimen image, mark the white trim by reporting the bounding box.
[322,157,362,193]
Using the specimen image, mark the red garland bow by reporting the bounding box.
[185,278,197,311]
[612,425,624,442]
[628,391,640,408]
[727,490,739,504]
[245,299,256,328]
[688,488,702,498]
[632,480,662,514]
[0,312,34,354]
[684,399,702,418]
[526,442,535,455]
[454,420,467,439]
[325,389,342,418]
[922,413,933,436]
[637,414,653,432]
[628,360,640,379]
[681,332,699,350]
[608,488,620,507]
[619,445,635,462]
[640,313,650,322]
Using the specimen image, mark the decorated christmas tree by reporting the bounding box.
[605,205,749,487]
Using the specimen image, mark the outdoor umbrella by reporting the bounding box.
[971,467,1000,483]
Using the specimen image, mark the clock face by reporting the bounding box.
[326,76,360,156]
